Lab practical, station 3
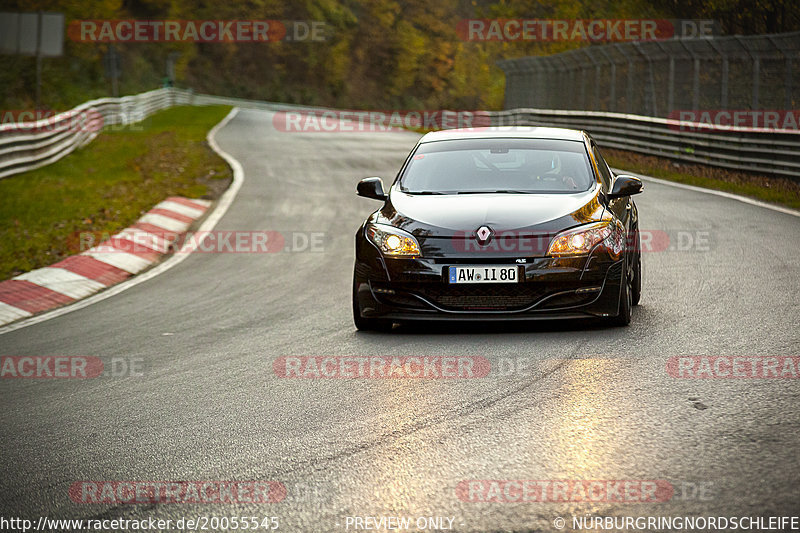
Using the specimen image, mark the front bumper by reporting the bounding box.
[354,253,625,322]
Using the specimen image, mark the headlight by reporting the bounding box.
[366,223,421,257]
[548,221,624,257]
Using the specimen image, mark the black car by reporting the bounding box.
[353,127,643,330]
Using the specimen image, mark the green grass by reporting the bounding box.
[0,105,232,280]
[604,150,800,210]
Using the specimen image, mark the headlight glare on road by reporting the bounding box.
[366,223,421,256]
[548,221,623,257]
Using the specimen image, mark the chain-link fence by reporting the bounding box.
[499,31,800,118]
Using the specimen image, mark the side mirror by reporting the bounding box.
[357,177,388,201]
[608,174,643,199]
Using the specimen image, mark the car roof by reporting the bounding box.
[418,126,587,143]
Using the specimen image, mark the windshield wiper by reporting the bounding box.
[405,190,450,195]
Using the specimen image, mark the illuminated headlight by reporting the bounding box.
[366,223,421,257]
[548,221,624,257]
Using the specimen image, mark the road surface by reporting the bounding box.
[1,108,799,532]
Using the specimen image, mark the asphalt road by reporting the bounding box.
[1,108,799,532]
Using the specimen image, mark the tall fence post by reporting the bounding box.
[497,31,799,118]
[752,54,760,110]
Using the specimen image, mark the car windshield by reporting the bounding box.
[399,138,595,194]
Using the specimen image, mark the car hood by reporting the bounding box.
[381,187,605,236]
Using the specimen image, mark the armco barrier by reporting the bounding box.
[2,88,798,180]
[0,88,192,179]
[490,108,800,179]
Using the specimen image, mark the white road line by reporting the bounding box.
[0,107,243,335]
[612,168,800,218]
[15,267,106,300]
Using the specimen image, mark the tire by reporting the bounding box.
[352,276,393,332]
[631,252,642,306]
[609,259,632,327]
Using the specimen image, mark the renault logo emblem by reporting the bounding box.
[476,225,493,245]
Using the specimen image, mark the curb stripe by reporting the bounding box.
[131,222,180,239]
[158,200,205,219]
[166,196,211,210]
[15,267,107,300]
[104,236,163,257]
[115,228,172,254]
[54,256,131,286]
[0,280,75,313]
[0,301,32,323]
[0,109,240,334]
[138,213,189,233]
[83,248,154,274]
[148,208,195,224]
[0,194,210,326]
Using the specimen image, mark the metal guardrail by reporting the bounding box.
[1,88,798,180]
[0,89,329,179]
[190,93,330,112]
[153,92,800,179]
[490,108,800,179]
[0,88,192,179]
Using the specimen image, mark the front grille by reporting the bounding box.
[414,284,549,311]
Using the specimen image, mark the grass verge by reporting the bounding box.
[0,105,233,281]
[603,148,800,210]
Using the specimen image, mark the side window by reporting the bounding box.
[591,145,613,190]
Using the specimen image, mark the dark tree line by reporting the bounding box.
[2,0,797,111]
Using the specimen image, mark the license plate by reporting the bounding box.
[448,265,519,284]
